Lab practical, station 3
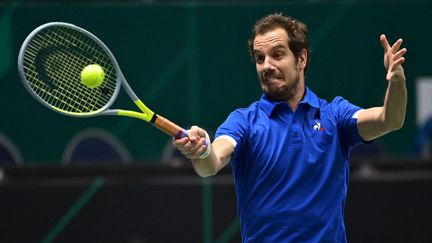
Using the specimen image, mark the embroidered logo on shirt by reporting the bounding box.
[313,121,325,131]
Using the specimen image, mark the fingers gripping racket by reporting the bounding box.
[18,22,209,156]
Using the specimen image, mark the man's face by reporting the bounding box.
[252,27,305,101]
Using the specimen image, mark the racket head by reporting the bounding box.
[17,22,122,117]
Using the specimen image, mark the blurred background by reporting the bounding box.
[1,0,432,242]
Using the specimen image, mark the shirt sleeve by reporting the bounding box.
[331,96,368,149]
[215,109,248,152]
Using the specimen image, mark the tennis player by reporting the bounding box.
[173,13,407,242]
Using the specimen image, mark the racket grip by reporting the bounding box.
[153,114,187,139]
[154,115,210,159]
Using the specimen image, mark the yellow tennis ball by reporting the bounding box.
[80,64,105,88]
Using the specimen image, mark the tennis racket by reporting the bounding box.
[18,22,209,155]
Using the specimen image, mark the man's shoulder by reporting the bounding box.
[231,100,262,114]
[326,96,356,110]
[223,100,265,125]
[306,87,350,107]
[315,96,350,109]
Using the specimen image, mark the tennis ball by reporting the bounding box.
[80,64,105,88]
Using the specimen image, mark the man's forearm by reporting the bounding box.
[382,79,407,131]
[191,150,220,177]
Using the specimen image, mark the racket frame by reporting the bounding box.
[18,22,188,139]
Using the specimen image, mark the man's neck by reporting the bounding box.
[286,82,306,112]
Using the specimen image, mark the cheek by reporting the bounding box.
[256,63,264,72]
[283,62,300,75]
[256,67,264,80]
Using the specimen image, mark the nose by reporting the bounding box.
[261,57,275,77]
[262,57,275,71]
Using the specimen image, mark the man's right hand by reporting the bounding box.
[172,126,210,159]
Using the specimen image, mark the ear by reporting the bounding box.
[298,48,308,70]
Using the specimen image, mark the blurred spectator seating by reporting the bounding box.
[62,128,131,165]
[0,133,23,167]
[161,138,191,168]
[411,117,432,158]
[350,141,385,161]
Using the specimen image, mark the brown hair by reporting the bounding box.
[248,13,311,73]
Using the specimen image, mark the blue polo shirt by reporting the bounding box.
[215,87,366,243]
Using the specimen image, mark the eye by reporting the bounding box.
[274,52,284,60]
[254,54,265,64]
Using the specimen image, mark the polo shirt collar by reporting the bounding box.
[259,86,320,116]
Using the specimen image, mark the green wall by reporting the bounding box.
[1,2,429,164]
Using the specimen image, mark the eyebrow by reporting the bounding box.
[271,44,288,51]
[253,43,288,54]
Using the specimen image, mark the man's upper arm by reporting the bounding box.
[356,107,388,141]
[213,136,236,169]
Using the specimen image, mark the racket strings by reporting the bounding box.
[26,30,89,110]
[22,25,117,114]
[45,27,112,112]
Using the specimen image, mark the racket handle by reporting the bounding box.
[153,114,187,139]
[153,114,210,159]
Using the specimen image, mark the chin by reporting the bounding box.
[264,91,288,101]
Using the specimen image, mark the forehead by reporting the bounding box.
[253,27,289,51]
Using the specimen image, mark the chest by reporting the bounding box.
[252,106,335,145]
[244,107,340,173]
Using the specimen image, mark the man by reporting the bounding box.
[173,13,407,242]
